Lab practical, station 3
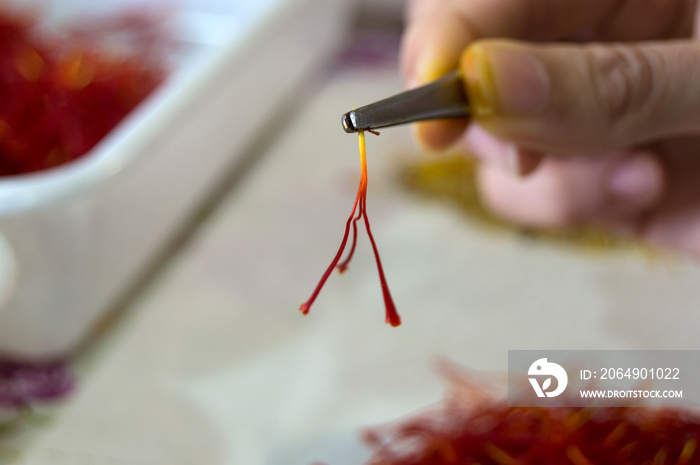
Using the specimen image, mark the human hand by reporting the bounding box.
[401,0,700,257]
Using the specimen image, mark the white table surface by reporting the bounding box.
[14,62,700,465]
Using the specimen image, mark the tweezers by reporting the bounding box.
[341,70,470,133]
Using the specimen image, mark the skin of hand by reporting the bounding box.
[400,0,700,257]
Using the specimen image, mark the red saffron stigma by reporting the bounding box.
[300,130,400,327]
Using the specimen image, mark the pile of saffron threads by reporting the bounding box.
[0,4,166,175]
[362,371,700,465]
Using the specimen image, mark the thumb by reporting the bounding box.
[461,40,700,153]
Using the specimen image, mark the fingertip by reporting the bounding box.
[476,162,569,228]
[399,22,422,88]
[606,154,665,213]
[463,126,543,177]
[418,26,469,83]
[402,12,475,88]
[413,118,470,151]
[401,10,476,150]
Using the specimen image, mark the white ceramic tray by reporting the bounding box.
[0,0,350,358]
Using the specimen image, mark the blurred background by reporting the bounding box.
[0,0,698,463]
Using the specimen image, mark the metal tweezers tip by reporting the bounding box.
[342,111,357,133]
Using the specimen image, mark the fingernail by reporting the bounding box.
[607,157,663,206]
[462,45,498,116]
[461,43,549,116]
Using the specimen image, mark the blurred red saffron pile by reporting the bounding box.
[0,4,166,176]
[361,366,700,465]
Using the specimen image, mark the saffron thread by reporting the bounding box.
[300,130,400,326]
